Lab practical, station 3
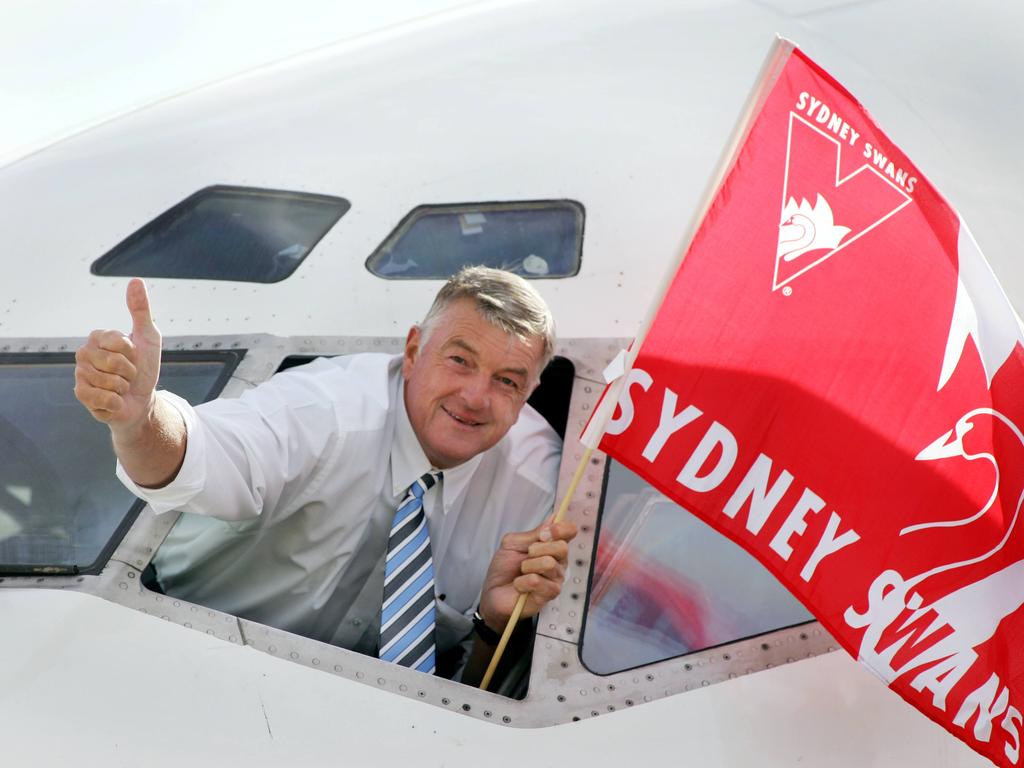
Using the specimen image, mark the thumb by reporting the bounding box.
[126,278,156,336]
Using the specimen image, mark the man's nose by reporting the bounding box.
[460,372,490,410]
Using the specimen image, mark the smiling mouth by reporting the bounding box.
[442,405,483,427]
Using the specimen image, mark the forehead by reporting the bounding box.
[428,298,544,370]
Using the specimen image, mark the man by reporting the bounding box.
[74,267,576,684]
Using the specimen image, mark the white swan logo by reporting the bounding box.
[773,113,911,291]
[777,194,850,263]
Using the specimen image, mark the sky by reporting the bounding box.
[0,0,474,163]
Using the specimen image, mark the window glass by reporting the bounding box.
[0,353,238,573]
[580,461,813,674]
[366,201,583,279]
[91,186,350,283]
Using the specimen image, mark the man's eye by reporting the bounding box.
[450,355,467,366]
[497,376,519,390]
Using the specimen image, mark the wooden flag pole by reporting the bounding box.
[479,445,594,691]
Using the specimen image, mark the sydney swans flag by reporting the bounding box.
[582,42,1024,767]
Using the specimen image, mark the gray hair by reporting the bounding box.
[420,266,556,374]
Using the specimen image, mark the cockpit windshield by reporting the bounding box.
[0,352,239,573]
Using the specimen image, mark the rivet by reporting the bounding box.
[356,672,365,680]
[127,572,136,579]
[313,659,321,666]
[645,674,654,681]
[560,661,569,669]
[377,678,386,686]
[418,691,426,698]
[502,716,511,724]
[268,645,277,653]
[572,717,580,722]
[118,582,128,590]
[442,698,450,706]
[184,622,192,629]
[399,684,407,692]
[557,695,566,702]
[591,711,599,717]
[334,665,344,673]
[461,704,471,712]
[625,699,634,706]
[290,652,299,660]
[483,711,492,718]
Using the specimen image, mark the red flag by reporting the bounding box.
[583,40,1024,767]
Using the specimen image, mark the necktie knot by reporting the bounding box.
[410,470,441,500]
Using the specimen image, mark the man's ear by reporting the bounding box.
[402,325,421,379]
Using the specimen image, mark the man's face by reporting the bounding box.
[402,298,544,469]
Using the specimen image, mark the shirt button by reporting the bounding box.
[351,618,362,627]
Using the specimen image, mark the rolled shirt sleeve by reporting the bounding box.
[115,390,210,515]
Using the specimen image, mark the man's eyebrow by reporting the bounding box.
[444,338,480,357]
[444,338,529,379]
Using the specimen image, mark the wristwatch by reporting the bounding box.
[472,610,501,645]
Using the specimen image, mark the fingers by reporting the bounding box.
[73,377,125,417]
[520,553,564,581]
[74,329,141,422]
[513,572,562,603]
[126,278,156,337]
[75,360,131,396]
[500,520,578,553]
[79,332,138,378]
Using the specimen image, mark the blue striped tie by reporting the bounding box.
[379,471,441,673]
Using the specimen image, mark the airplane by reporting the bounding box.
[1,0,1021,764]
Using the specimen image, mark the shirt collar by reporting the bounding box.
[391,381,482,515]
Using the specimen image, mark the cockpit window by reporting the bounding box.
[91,186,350,283]
[0,352,240,574]
[366,201,583,279]
[579,460,813,674]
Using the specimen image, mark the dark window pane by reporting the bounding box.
[367,201,583,279]
[92,186,350,283]
[580,461,813,674]
[0,353,238,572]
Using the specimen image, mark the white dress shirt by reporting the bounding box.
[117,353,561,670]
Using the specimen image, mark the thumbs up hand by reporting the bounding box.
[75,278,163,432]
